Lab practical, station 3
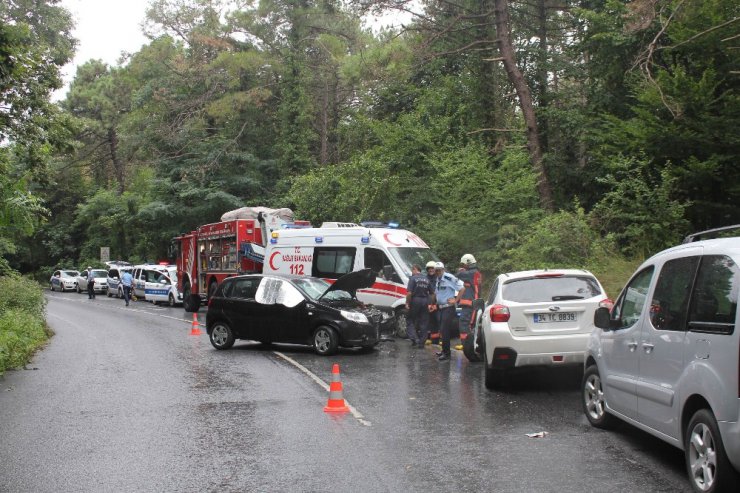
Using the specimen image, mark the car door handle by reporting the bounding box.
[642,342,654,354]
[627,341,638,352]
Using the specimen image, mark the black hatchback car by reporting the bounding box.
[205,269,391,355]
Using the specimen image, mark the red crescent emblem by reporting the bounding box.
[268,251,280,271]
[383,233,402,246]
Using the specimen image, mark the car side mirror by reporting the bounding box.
[594,307,617,330]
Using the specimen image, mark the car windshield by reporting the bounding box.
[92,270,108,278]
[61,271,77,277]
[503,275,602,303]
[388,248,440,278]
[293,278,353,301]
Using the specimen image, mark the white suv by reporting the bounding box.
[480,269,611,388]
[583,229,740,492]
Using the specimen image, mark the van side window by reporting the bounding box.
[613,267,654,329]
[648,256,700,331]
[687,255,739,335]
[313,247,356,279]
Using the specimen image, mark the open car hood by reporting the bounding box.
[319,269,376,300]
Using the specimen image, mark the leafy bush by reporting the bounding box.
[0,275,47,317]
[0,309,48,373]
[0,275,49,374]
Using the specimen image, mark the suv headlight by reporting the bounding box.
[341,310,369,324]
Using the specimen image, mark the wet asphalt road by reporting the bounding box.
[0,291,692,492]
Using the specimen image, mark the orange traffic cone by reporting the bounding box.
[324,363,349,413]
[189,313,202,336]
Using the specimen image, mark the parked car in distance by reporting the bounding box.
[206,269,392,355]
[583,228,740,493]
[49,270,79,292]
[107,266,133,298]
[131,264,180,305]
[479,269,611,388]
[75,269,108,294]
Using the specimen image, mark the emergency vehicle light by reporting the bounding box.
[388,221,400,229]
[315,237,323,243]
[361,236,370,244]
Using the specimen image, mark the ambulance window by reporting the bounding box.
[313,247,356,279]
[365,248,398,281]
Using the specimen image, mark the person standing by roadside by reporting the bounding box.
[86,266,96,299]
[121,269,134,306]
[456,254,482,347]
[433,262,463,361]
[405,263,436,348]
[425,261,440,345]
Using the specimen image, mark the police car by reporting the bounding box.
[49,270,79,292]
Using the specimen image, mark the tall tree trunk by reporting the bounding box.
[108,127,125,195]
[536,0,549,152]
[493,0,554,210]
[320,78,329,165]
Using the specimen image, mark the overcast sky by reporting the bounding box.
[55,0,150,99]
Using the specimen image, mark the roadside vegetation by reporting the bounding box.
[1,1,737,308]
[0,275,50,375]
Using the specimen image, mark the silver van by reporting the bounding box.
[583,227,740,492]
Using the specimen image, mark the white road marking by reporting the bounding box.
[272,351,372,427]
[49,295,371,425]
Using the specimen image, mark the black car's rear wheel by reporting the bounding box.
[313,326,339,356]
[209,322,235,350]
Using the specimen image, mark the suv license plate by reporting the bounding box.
[534,313,577,323]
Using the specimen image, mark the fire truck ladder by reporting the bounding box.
[240,242,265,264]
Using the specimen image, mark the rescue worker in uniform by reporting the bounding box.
[433,262,463,361]
[405,264,436,347]
[425,261,440,345]
[456,254,482,345]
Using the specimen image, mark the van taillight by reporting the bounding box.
[489,304,510,323]
[599,298,614,311]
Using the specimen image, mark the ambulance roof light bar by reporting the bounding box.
[360,221,400,229]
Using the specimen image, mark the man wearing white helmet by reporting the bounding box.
[433,261,464,361]
[457,254,482,344]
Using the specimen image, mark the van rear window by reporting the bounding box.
[503,276,602,303]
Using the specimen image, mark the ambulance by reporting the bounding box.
[262,222,441,333]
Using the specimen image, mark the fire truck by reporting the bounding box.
[171,207,310,312]
[172,207,441,336]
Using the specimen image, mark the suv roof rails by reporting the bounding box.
[682,224,740,244]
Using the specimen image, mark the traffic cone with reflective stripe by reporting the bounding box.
[189,313,202,336]
[324,364,349,413]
